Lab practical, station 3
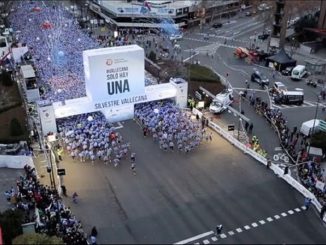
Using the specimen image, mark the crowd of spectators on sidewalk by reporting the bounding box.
[248,94,326,206]
[135,100,208,153]
[5,164,88,244]
[57,112,131,167]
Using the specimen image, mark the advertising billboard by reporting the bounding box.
[38,105,57,135]
[83,45,146,109]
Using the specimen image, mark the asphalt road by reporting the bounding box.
[54,120,326,244]
[177,15,326,157]
[28,5,326,244]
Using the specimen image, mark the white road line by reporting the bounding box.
[220,234,227,239]
[288,210,295,214]
[236,228,243,233]
[174,231,214,245]
[182,52,199,62]
[177,206,306,244]
[274,215,281,220]
[244,225,251,230]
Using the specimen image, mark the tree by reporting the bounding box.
[0,70,14,87]
[0,209,24,245]
[10,118,23,137]
[311,131,326,154]
[148,51,156,62]
[13,233,64,245]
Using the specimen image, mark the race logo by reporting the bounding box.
[106,59,113,66]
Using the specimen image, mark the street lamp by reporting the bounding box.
[45,143,56,190]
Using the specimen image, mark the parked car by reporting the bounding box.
[281,66,294,76]
[251,71,269,86]
[169,33,183,41]
[272,81,287,95]
[212,23,223,28]
[291,65,308,80]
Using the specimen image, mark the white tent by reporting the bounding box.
[300,119,320,136]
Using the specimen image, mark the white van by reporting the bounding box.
[209,89,233,113]
[291,65,307,80]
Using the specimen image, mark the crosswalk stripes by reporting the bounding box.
[191,33,252,45]
[175,206,308,244]
[182,37,240,49]
[271,100,317,110]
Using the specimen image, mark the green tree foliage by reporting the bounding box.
[0,71,14,87]
[10,118,23,137]
[294,14,318,34]
[311,131,326,154]
[188,64,220,83]
[13,233,64,245]
[0,209,24,245]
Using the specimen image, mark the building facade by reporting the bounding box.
[88,0,240,30]
[318,0,326,29]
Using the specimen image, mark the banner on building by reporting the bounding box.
[38,105,57,135]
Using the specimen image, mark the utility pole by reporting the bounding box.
[238,95,242,140]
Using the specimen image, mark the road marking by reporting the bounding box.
[211,236,218,241]
[203,239,210,244]
[244,225,251,230]
[175,206,305,244]
[220,233,227,239]
[288,210,294,214]
[174,231,214,244]
[182,51,199,62]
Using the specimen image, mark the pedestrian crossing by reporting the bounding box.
[271,100,318,110]
[174,206,308,244]
[182,37,238,50]
[193,33,252,45]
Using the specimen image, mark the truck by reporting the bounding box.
[209,89,233,114]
